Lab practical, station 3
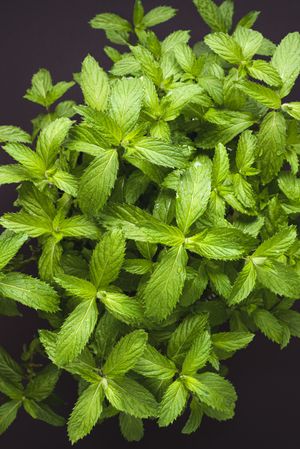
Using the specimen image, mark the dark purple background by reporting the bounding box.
[1,1,300,448]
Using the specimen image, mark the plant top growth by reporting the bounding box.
[0,0,300,443]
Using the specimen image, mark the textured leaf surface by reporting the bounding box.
[90,230,125,289]
[103,330,147,377]
[105,377,158,418]
[186,227,255,260]
[68,383,104,444]
[55,299,98,364]
[144,245,188,320]
[78,150,119,215]
[158,380,188,427]
[0,273,59,312]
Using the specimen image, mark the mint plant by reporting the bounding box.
[0,0,300,443]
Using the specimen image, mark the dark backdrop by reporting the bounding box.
[0,1,300,448]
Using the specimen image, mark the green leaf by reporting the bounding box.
[123,259,152,275]
[144,245,188,321]
[182,398,203,434]
[125,154,166,184]
[93,312,121,360]
[204,32,243,64]
[206,261,231,300]
[186,227,255,260]
[193,0,226,32]
[255,260,300,299]
[236,130,257,175]
[158,380,188,427]
[36,117,73,168]
[24,68,73,107]
[3,143,44,175]
[68,383,104,444]
[257,111,286,184]
[130,45,162,85]
[0,346,23,386]
[0,211,52,237]
[55,274,97,300]
[181,331,211,375]
[237,80,281,109]
[0,375,23,399]
[119,413,144,442]
[212,332,254,352]
[219,0,234,32]
[161,30,191,54]
[0,400,21,435]
[99,291,143,325]
[0,231,27,271]
[134,344,177,380]
[176,157,212,234]
[102,203,184,246]
[271,32,300,97]
[229,261,257,305]
[55,298,98,364]
[278,172,300,201]
[47,81,75,106]
[247,60,282,86]
[125,170,150,204]
[162,85,212,120]
[90,230,125,289]
[50,170,78,197]
[184,372,237,412]
[275,310,300,338]
[0,164,30,185]
[133,0,144,27]
[109,78,142,135]
[65,353,101,385]
[78,149,119,215]
[59,215,100,240]
[142,6,176,28]
[233,173,256,209]
[282,102,300,120]
[0,272,59,312]
[252,309,283,344]
[167,314,208,365]
[257,38,276,57]
[233,27,263,60]
[199,110,255,148]
[237,11,260,29]
[128,137,188,169]
[253,226,297,257]
[90,13,132,33]
[233,217,264,239]
[24,399,65,426]
[0,125,31,143]
[212,143,229,187]
[105,377,158,418]
[25,365,59,402]
[17,183,55,219]
[180,265,209,307]
[24,68,52,106]
[172,44,195,73]
[103,330,147,377]
[81,55,109,111]
[61,252,89,279]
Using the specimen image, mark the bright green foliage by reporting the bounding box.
[1,0,300,444]
[103,330,147,377]
[68,383,104,444]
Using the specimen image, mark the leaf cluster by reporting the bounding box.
[1,0,300,443]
